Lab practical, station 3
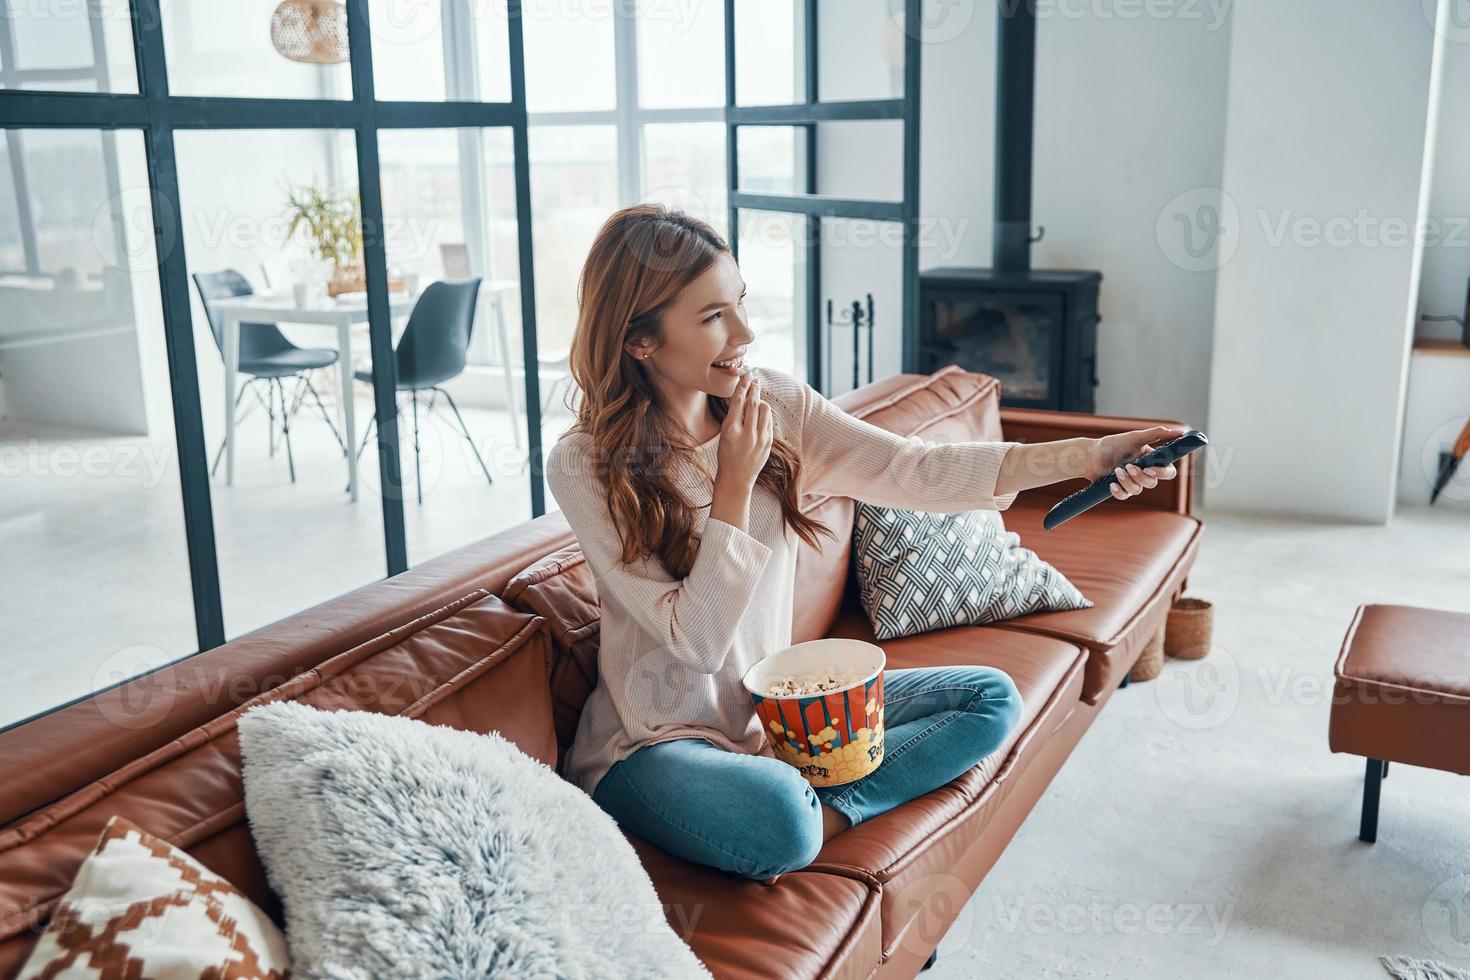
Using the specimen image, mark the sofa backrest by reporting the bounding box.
[505,365,1007,767]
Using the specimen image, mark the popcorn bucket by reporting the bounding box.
[741,638,887,788]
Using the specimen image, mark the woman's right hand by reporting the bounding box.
[716,370,773,489]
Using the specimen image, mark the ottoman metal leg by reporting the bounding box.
[1359,757,1385,843]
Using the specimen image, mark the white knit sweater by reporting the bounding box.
[544,366,1021,799]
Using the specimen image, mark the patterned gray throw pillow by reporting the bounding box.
[852,504,1092,640]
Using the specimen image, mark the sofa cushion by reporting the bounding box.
[987,499,1205,702]
[502,548,601,769]
[811,615,1087,958]
[631,836,882,980]
[851,504,1092,640]
[0,592,554,975]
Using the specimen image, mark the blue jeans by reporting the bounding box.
[590,665,1023,880]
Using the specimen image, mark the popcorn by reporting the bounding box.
[762,666,864,698]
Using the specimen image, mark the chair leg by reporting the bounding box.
[436,387,494,486]
[212,380,254,477]
[267,379,281,457]
[355,410,378,462]
[280,380,298,483]
[410,392,423,505]
[303,375,348,457]
[1359,756,1383,843]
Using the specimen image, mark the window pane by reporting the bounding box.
[4,0,138,92]
[174,128,389,639]
[642,122,727,241]
[527,125,618,360]
[23,129,112,276]
[739,122,900,202]
[378,127,536,564]
[735,209,808,381]
[523,0,615,112]
[816,120,902,201]
[736,126,805,195]
[0,138,27,271]
[816,0,904,102]
[735,0,803,106]
[1,129,195,729]
[637,0,724,109]
[161,0,351,99]
[369,0,511,102]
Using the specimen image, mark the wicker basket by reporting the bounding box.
[1165,597,1213,659]
[1129,624,1166,682]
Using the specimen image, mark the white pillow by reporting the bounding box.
[237,700,711,979]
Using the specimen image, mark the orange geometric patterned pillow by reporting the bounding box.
[19,815,289,979]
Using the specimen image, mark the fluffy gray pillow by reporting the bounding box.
[853,504,1092,640]
[237,700,711,980]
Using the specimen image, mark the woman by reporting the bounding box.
[544,204,1182,883]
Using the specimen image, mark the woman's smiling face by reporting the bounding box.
[626,251,755,398]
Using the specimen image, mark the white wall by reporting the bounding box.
[1206,1,1440,522]
[918,0,1233,432]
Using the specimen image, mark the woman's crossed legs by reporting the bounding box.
[591,664,1024,880]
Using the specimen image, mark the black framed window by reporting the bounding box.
[726,0,922,394]
[0,0,545,732]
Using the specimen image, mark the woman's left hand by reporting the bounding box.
[1084,425,1188,499]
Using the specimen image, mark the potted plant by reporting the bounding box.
[283,178,364,297]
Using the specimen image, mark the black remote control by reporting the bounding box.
[1043,429,1208,530]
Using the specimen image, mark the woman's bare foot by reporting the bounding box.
[820,803,850,842]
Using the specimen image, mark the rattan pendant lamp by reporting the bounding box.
[270,0,350,65]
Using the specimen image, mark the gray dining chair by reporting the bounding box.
[353,279,493,503]
[192,269,347,483]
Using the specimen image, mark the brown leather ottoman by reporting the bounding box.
[1328,604,1470,843]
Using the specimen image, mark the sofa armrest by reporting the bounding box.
[999,407,1196,516]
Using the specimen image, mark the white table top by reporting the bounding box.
[209,292,417,322]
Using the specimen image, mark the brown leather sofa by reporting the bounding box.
[0,366,1204,979]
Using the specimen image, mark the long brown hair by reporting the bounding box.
[563,203,834,578]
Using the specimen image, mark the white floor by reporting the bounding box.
[932,505,1470,978]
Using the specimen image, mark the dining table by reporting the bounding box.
[208,291,416,502]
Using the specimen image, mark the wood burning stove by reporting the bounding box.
[917,0,1102,413]
[919,267,1099,412]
